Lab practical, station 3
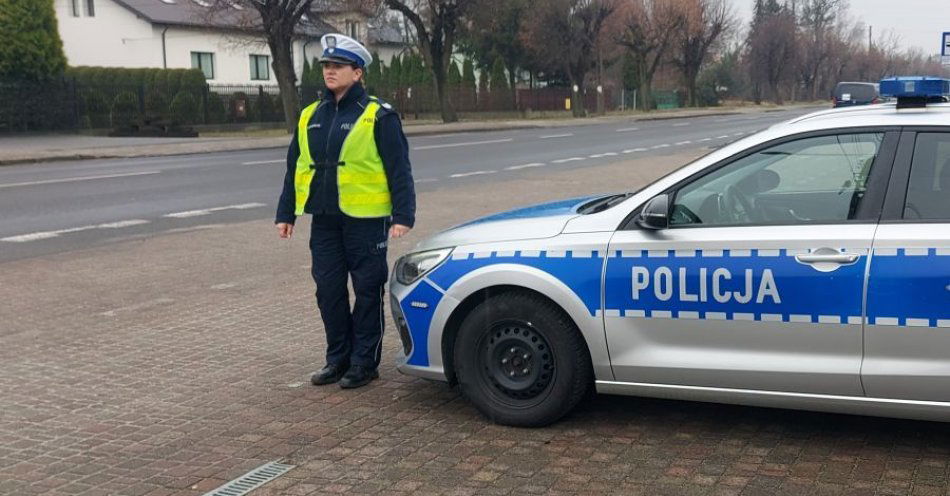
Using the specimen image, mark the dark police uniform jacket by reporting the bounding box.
[275,83,415,228]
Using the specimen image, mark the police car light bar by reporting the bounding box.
[879,76,950,109]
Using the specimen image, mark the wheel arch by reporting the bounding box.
[440,283,607,386]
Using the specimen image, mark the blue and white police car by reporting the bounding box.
[390,77,950,426]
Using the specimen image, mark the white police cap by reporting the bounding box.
[319,33,373,68]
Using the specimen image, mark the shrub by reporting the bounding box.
[165,70,183,96]
[179,69,206,94]
[111,91,139,128]
[80,88,110,128]
[144,89,168,121]
[169,91,198,125]
[206,92,227,124]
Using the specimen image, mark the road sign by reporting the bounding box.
[943,32,950,65]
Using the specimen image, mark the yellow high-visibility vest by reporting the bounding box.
[294,97,392,218]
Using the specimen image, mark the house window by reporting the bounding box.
[250,55,270,80]
[85,0,95,16]
[71,0,80,16]
[345,20,358,40]
[191,52,215,79]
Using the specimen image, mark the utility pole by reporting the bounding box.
[869,25,873,50]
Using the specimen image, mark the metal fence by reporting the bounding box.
[0,79,289,133]
[1,78,628,133]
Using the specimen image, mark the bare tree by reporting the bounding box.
[204,0,324,131]
[669,0,732,107]
[747,5,798,104]
[460,0,530,109]
[798,0,845,100]
[523,0,616,117]
[383,0,470,123]
[615,0,685,110]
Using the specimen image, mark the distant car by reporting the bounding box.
[391,77,950,427]
[832,82,881,107]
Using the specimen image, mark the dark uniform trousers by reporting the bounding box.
[310,214,389,369]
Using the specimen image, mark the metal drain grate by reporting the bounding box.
[202,460,295,496]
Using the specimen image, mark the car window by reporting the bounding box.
[670,133,885,227]
[835,83,877,101]
[903,132,950,220]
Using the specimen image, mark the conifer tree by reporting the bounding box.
[447,61,461,87]
[0,0,67,80]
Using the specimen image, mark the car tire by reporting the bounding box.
[454,291,592,427]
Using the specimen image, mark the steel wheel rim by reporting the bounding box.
[476,320,555,406]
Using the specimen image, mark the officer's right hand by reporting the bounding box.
[276,222,294,239]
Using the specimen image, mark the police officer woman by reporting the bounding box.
[275,34,415,389]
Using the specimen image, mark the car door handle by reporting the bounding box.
[795,253,859,264]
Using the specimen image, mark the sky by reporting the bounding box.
[727,0,948,56]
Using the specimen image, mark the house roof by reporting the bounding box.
[367,24,404,46]
[111,0,336,37]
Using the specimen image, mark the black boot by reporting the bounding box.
[310,363,348,386]
[339,365,379,389]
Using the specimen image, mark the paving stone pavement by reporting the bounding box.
[2,151,950,496]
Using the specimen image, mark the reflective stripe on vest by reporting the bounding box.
[294,97,392,218]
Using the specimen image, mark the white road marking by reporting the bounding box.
[552,157,585,163]
[539,133,574,139]
[505,162,546,170]
[651,144,670,149]
[675,141,692,145]
[97,220,150,229]
[2,219,150,242]
[449,170,496,178]
[699,138,713,142]
[615,127,640,132]
[414,178,439,184]
[164,202,266,218]
[242,159,284,165]
[416,133,467,139]
[623,148,648,153]
[0,171,160,189]
[716,135,731,139]
[672,122,689,127]
[2,232,60,242]
[589,152,618,158]
[412,138,512,150]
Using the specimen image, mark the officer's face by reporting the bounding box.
[322,62,363,93]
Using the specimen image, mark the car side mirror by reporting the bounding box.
[636,194,670,230]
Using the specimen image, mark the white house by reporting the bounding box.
[54,0,406,85]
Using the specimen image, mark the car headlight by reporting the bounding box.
[394,248,453,286]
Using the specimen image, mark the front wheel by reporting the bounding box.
[454,291,592,427]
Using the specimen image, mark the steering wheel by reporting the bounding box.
[720,184,756,223]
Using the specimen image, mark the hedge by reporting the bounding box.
[169,91,198,125]
[110,91,139,128]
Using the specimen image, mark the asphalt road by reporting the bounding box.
[0,108,817,262]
